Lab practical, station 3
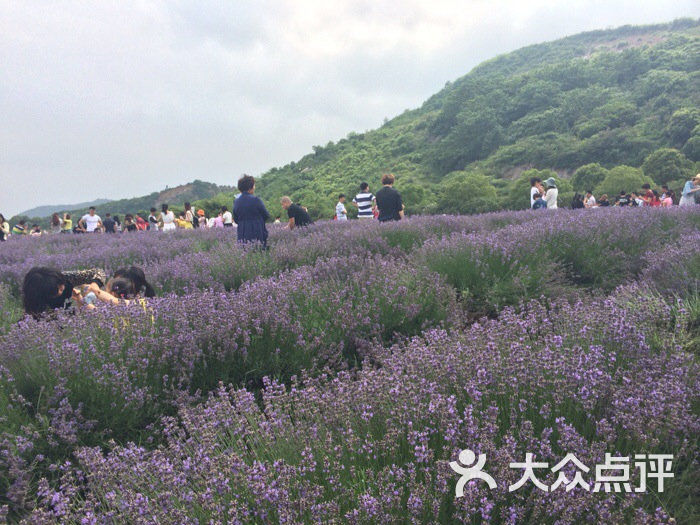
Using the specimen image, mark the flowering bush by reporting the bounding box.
[22,292,699,524]
[0,206,697,523]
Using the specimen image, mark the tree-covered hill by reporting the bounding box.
[249,19,699,219]
[10,180,232,227]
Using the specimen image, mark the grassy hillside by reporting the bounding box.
[247,19,699,219]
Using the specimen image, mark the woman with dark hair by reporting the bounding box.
[22,267,106,318]
[50,213,63,234]
[159,204,176,232]
[113,266,156,297]
[233,175,270,246]
[123,214,138,232]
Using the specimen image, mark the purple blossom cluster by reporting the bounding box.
[23,292,699,524]
[0,206,698,523]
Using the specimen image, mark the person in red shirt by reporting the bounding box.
[650,190,662,207]
[640,184,654,206]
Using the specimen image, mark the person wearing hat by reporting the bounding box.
[196,209,208,228]
[543,177,558,209]
[680,174,700,206]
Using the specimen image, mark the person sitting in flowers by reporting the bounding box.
[23,266,155,318]
[86,266,156,305]
[23,267,106,318]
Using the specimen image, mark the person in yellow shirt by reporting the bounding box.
[62,214,73,233]
[174,212,193,229]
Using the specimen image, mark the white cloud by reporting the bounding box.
[0,0,698,216]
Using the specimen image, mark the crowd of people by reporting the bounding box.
[1,174,405,244]
[8,171,700,321]
[530,174,700,210]
[7,173,404,318]
[3,172,698,244]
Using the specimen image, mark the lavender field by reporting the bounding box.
[0,207,699,524]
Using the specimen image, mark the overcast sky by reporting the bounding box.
[1,1,698,216]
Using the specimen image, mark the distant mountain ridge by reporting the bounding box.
[19,199,111,218]
[12,180,233,224]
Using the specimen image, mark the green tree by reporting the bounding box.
[594,166,654,197]
[433,173,499,214]
[681,126,700,162]
[572,163,609,192]
[642,148,693,185]
[666,108,700,148]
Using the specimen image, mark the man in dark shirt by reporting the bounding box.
[375,173,404,222]
[281,196,312,229]
[615,191,631,207]
[103,213,116,233]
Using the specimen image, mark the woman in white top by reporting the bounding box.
[543,178,558,209]
[159,204,176,232]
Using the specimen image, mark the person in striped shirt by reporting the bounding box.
[352,182,376,219]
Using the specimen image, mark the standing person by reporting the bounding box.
[148,208,159,231]
[649,191,662,207]
[222,206,234,228]
[0,214,9,241]
[174,212,193,229]
[630,192,644,207]
[639,184,654,206]
[12,220,28,235]
[30,224,42,236]
[335,194,348,221]
[352,182,376,219]
[113,215,122,232]
[280,196,312,229]
[584,191,596,208]
[680,174,700,206]
[135,215,148,231]
[197,209,208,229]
[123,214,138,232]
[49,213,63,234]
[79,207,103,233]
[212,212,224,228]
[614,191,632,207]
[543,178,558,209]
[103,213,117,233]
[571,194,585,209]
[233,175,270,246]
[61,214,73,233]
[184,202,195,224]
[532,192,547,210]
[375,173,404,222]
[159,204,176,232]
[661,190,674,207]
[530,178,544,208]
